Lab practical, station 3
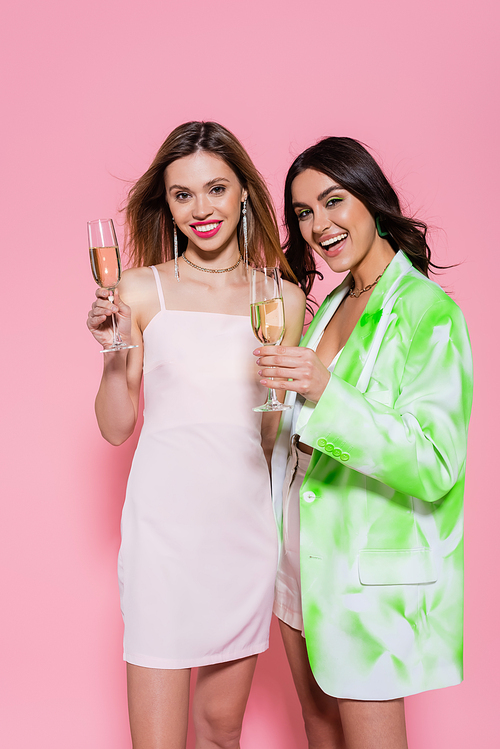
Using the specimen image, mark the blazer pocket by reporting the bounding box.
[358,548,437,585]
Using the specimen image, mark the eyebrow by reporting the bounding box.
[168,177,231,193]
[292,184,343,209]
[318,185,343,201]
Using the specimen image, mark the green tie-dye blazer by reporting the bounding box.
[271,251,473,700]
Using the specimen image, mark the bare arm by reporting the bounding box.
[87,270,145,445]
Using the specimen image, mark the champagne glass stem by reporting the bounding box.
[264,342,281,409]
[252,342,288,412]
[266,387,282,409]
[111,312,121,346]
[107,291,123,347]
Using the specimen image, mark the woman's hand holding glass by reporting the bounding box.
[250,267,291,412]
[87,287,133,351]
[255,345,331,404]
[87,218,138,353]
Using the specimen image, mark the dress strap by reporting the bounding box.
[149,266,166,311]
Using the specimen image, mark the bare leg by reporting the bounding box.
[279,620,345,748]
[280,620,408,749]
[338,699,408,749]
[192,655,258,749]
[127,663,191,749]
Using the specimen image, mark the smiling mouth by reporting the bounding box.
[320,232,348,248]
[190,221,221,233]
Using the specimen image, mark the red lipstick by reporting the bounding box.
[190,221,222,239]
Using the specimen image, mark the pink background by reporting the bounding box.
[1,1,498,746]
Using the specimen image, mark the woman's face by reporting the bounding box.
[164,151,246,254]
[291,168,383,276]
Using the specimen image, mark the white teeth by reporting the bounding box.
[193,222,220,232]
[320,232,348,248]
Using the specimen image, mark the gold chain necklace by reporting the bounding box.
[348,264,390,298]
[182,253,242,274]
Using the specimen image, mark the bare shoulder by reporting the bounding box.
[282,280,306,344]
[119,265,155,289]
[118,266,156,305]
[282,279,306,311]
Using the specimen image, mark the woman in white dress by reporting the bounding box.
[87,121,305,749]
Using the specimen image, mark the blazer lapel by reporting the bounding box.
[271,252,414,525]
[332,251,413,389]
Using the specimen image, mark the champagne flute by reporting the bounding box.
[88,218,138,353]
[250,267,291,412]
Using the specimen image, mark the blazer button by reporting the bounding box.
[325,442,334,453]
[302,491,316,503]
[340,452,350,461]
[317,438,327,448]
[332,447,342,457]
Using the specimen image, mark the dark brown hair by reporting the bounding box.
[125,121,295,280]
[283,136,438,297]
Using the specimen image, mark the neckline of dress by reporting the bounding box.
[143,308,250,335]
[161,308,248,318]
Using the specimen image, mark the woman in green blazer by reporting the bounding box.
[255,138,473,748]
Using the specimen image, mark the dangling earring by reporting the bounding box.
[173,219,180,282]
[242,198,248,268]
[375,214,389,238]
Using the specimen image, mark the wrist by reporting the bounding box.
[102,349,129,372]
[309,370,332,405]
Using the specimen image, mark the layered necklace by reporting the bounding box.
[182,253,242,274]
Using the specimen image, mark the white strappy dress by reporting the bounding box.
[118,266,278,668]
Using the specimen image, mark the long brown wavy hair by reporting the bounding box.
[125,121,295,281]
[283,137,441,298]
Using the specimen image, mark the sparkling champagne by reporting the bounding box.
[251,297,285,345]
[90,246,121,290]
